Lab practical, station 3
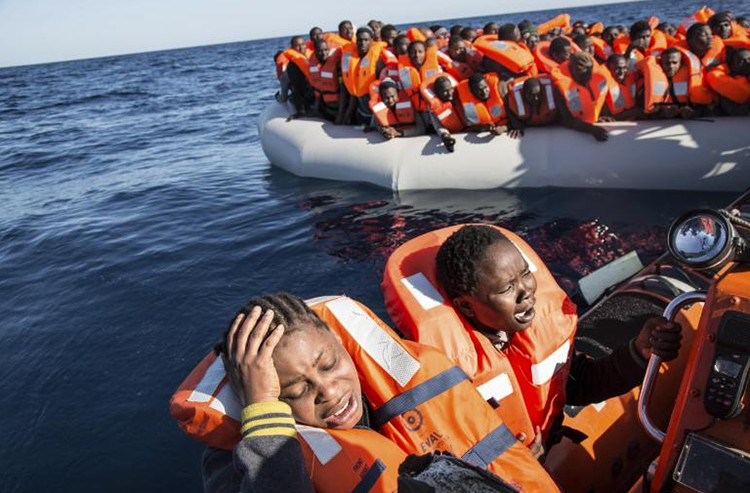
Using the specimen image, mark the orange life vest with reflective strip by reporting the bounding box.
[705,63,750,104]
[420,73,464,133]
[673,48,718,104]
[282,48,312,81]
[533,37,581,74]
[456,73,507,126]
[388,50,442,112]
[473,35,537,76]
[342,42,389,97]
[170,296,560,493]
[639,54,704,112]
[506,75,558,125]
[537,13,571,36]
[605,70,638,115]
[674,36,726,69]
[382,226,578,442]
[308,49,342,104]
[325,32,353,50]
[551,61,610,123]
[369,80,417,129]
[591,36,614,62]
[613,30,668,59]
[678,6,715,37]
[437,48,483,81]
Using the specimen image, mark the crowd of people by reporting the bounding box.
[273,7,750,149]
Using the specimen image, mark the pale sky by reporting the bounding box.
[0,0,639,68]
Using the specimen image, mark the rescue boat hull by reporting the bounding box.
[258,102,750,192]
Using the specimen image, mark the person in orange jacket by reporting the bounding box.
[706,47,750,115]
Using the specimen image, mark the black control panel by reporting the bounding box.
[704,311,750,419]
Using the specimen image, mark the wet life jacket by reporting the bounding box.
[456,73,507,126]
[282,47,312,81]
[605,70,638,116]
[533,37,581,74]
[342,42,390,97]
[473,35,537,76]
[420,73,464,133]
[369,80,417,129]
[438,47,484,82]
[170,296,560,493]
[705,63,750,104]
[551,61,610,123]
[506,75,558,125]
[382,226,578,442]
[308,49,342,104]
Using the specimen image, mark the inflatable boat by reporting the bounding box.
[258,102,750,192]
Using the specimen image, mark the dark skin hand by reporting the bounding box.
[633,317,683,362]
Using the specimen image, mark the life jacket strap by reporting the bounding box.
[461,423,517,469]
[372,366,469,428]
[352,459,387,493]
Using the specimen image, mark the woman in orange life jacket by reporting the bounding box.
[433,225,683,452]
[422,75,463,152]
[706,47,750,116]
[308,39,344,123]
[604,54,642,120]
[550,52,612,141]
[638,47,701,119]
[281,35,314,119]
[505,76,559,138]
[457,73,510,137]
[340,27,391,126]
[370,79,425,139]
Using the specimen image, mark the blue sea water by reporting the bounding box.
[0,0,746,490]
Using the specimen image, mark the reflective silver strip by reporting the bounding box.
[477,373,514,402]
[399,68,413,89]
[360,55,371,68]
[531,339,571,385]
[490,40,509,51]
[424,88,435,99]
[673,81,688,97]
[401,272,444,311]
[326,297,421,387]
[372,102,387,113]
[395,101,412,109]
[705,57,718,68]
[309,66,320,73]
[425,69,438,78]
[321,71,334,79]
[566,89,583,113]
[513,89,527,117]
[490,104,503,119]
[388,70,399,76]
[611,85,625,109]
[652,80,668,97]
[305,295,340,306]
[437,108,453,120]
[187,357,225,404]
[209,381,242,420]
[684,51,701,74]
[603,46,612,57]
[597,78,608,94]
[463,103,480,125]
[296,425,342,465]
[544,84,556,110]
[342,53,351,71]
[651,49,663,57]
[629,83,636,97]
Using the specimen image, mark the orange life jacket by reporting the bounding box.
[613,30,668,59]
[382,226,578,442]
[342,41,389,97]
[648,16,660,31]
[537,13,571,36]
[275,52,290,80]
[673,47,719,104]
[533,37,581,74]
[588,22,604,35]
[282,47,312,81]
[369,80,417,129]
[638,51,714,111]
[437,47,483,81]
[420,73,464,133]
[605,70,638,115]
[456,73,508,126]
[406,27,427,42]
[590,36,614,62]
[308,49,342,104]
[170,296,561,493]
[678,6,715,37]
[506,75,558,125]
[389,48,442,112]
[705,63,750,104]
[473,35,537,76]
[674,36,726,69]
[325,32,353,50]
[551,60,610,123]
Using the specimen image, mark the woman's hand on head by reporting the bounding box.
[222,307,286,407]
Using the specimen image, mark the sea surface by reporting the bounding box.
[0,0,746,490]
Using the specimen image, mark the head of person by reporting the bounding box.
[448,35,468,61]
[468,73,491,101]
[379,80,400,108]
[573,33,595,56]
[380,24,398,47]
[521,77,544,107]
[569,52,594,85]
[483,22,500,36]
[291,35,306,53]
[420,27,436,39]
[708,12,733,39]
[550,37,572,64]
[460,26,478,42]
[729,48,750,77]
[656,22,676,37]
[602,25,621,45]
[393,34,410,56]
[425,37,438,49]
[222,293,363,430]
[367,19,383,39]
[571,20,589,37]
[498,23,521,42]
[339,20,354,40]
[450,25,464,37]
[607,54,629,82]
[435,226,538,335]
[736,17,750,29]
[518,20,535,36]
[273,50,285,63]
[630,20,652,49]
[433,76,455,102]
[408,41,426,68]
[356,27,374,57]
[309,27,324,42]
[686,23,713,55]
[523,31,540,51]
[660,47,682,78]
[314,39,330,63]
[432,25,450,39]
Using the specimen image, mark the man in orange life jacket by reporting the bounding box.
[434,225,683,452]
[341,27,389,125]
[307,26,324,51]
[368,20,383,41]
[708,11,746,42]
[572,34,596,60]
[372,79,425,139]
[484,22,501,36]
[640,47,700,119]
[309,39,344,122]
[461,26,479,43]
[737,17,750,30]
[425,76,461,152]
[605,54,642,120]
[458,73,509,136]
[549,37,573,66]
[505,76,559,137]
[601,25,621,52]
[706,47,750,115]
[478,23,532,81]
[380,24,399,49]
[283,35,314,119]
[520,24,540,53]
[442,36,483,81]
[393,34,411,56]
[683,22,725,70]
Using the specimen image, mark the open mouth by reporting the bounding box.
[514,300,536,325]
[324,393,358,428]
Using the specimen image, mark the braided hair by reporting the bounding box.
[216,292,328,354]
[435,225,511,301]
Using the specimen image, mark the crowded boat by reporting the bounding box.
[272,7,749,150]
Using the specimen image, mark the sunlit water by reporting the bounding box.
[0,0,745,490]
